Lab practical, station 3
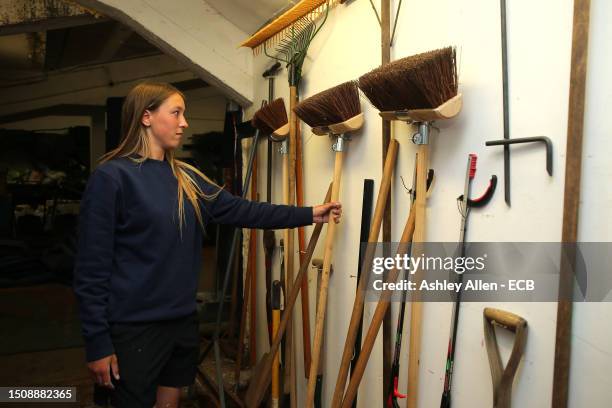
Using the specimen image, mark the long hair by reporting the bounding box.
[99,81,221,234]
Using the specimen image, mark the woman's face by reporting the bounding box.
[142,93,189,151]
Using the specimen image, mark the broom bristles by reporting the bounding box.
[252,98,288,134]
[294,81,361,128]
[358,46,457,112]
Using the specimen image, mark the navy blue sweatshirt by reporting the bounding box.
[74,156,313,362]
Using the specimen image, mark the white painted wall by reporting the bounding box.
[245,0,612,407]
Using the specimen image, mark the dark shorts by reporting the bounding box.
[105,312,199,407]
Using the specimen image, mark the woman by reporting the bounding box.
[73,82,341,407]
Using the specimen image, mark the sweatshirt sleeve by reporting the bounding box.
[73,170,120,362]
[199,180,313,229]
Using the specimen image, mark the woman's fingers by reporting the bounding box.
[87,356,116,389]
[102,367,114,389]
[111,355,120,380]
[312,202,342,223]
[331,207,342,223]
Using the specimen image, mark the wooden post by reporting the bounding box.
[552,0,591,406]
[287,84,298,408]
[381,0,393,404]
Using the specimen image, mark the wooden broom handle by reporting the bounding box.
[286,85,298,408]
[312,258,331,376]
[331,138,399,407]
[307,149,344,407]
[296,118,312,377]
[272,281,281,408]
[341,202,416,408]
[244,184,332,408]
[407,144,429,408]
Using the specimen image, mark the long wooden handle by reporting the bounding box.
[244,184,332,408]
[553,1,591,407]
[406,144,429,408]
[272,281,281,408]
[306,150,344,407]
[341,202,416,408]
[313,259,325,376]
[296,120,312,377]
[235,252,253,385]
[331,138,399,407]
[313,259,326,408]
[287,85,298,408]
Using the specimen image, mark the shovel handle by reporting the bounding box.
[484,308,527,332]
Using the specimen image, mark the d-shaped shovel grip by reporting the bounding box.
[483,308,528,408]
[484,307,527,332]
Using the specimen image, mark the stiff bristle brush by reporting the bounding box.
[334,46,462,408]
[294,81,363,132]
[252,97,290,140]
[293,80,363,408]
[359,46,459,115]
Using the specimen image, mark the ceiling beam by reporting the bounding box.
[0,0,104,36]
[95,22,133,63]
[0,104,105,125]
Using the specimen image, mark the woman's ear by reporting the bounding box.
[141,110,152,127]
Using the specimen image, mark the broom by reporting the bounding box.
[357,46,461,408]
[252,98,295,405]
[294,80,363,407]
[252,98,290,140]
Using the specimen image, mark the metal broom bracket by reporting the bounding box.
[379,94,461,145]
[332,133,351,152]
[279,139,288,155]
[485,136,553,176]
[411,122,433,145]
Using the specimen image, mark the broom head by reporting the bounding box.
[358,46,462,122]
[294,80,363,135]
[252,98,290,140]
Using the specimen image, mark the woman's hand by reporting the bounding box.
[87,354,120,389]
[313,202,342,224]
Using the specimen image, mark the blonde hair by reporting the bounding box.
[99,81,221,233]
